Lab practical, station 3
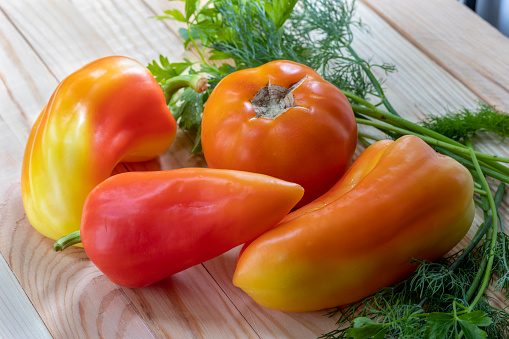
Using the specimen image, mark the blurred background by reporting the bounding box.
[461,0,509,36]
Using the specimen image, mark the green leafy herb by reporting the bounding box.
[151,1,509,337]
[422,103,509,141]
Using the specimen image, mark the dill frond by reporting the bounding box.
[408,259,472,307]
[211,0,302,69]
[421,103,509,141]
[493,231,509,295]
[475,297,509,338]
[285,0,395,101]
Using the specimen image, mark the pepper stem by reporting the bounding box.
[161,74,210,104]
[53,230,82,251]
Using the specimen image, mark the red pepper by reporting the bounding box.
[54,168,304,288]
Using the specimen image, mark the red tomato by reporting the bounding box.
[201,60,358,206]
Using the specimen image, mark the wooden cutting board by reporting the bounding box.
[0,0,507,337]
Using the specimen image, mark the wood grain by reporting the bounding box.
[0,0,185,81]
[361,0,509,112]
[352,3,479,120]
[0,5,60,337]
[0,184,157,338]
[0,0,508,338]
[0,252,51,339]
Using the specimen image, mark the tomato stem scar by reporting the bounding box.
[251,76,307,119]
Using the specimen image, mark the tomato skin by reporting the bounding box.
[80,168,304,288]
[201,60,358,207]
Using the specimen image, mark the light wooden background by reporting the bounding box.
[0,0,508,337]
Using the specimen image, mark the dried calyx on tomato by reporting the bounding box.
[233,135,475,312]
[201,60,358,207]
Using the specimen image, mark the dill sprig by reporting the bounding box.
[422,103,509,142]
[285,0,397,111]
[151,1,509,337]
[211,0,302,68]
[492,227,509,295]
[476,297,509,338]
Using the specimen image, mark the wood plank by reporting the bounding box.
[361,0,509,112]
[120,265,259,338]
[0,0,185,80]
[0,252,51,339]
[0,7,56,338]
[352,2,479,119]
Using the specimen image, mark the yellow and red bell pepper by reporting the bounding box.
[21,56,184,242]
[233,135,475,312]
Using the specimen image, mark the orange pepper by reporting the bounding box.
[233,135,475,312]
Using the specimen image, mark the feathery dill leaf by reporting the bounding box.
[285,0,395,101]
[421,103,509,141]
[475,297,509,338]
[210,0,302,68]
[492,231,509,295]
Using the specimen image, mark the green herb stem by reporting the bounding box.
[351,104,465,147]
[357,132,382,142]
[355,118,509,166]
[188,23,208,65]
[465,237,490,303]
[357,135,372,148]
[341,52,399,117]
[435,148,509,185]
[353,104,509,177]
[449,214,493,273]
[161,74,209,104]
[464,138,499,311]
[474,187,487,195]
[477,158,509,178]
[343,90,377,111]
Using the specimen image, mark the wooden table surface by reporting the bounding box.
[1,0,508,338]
